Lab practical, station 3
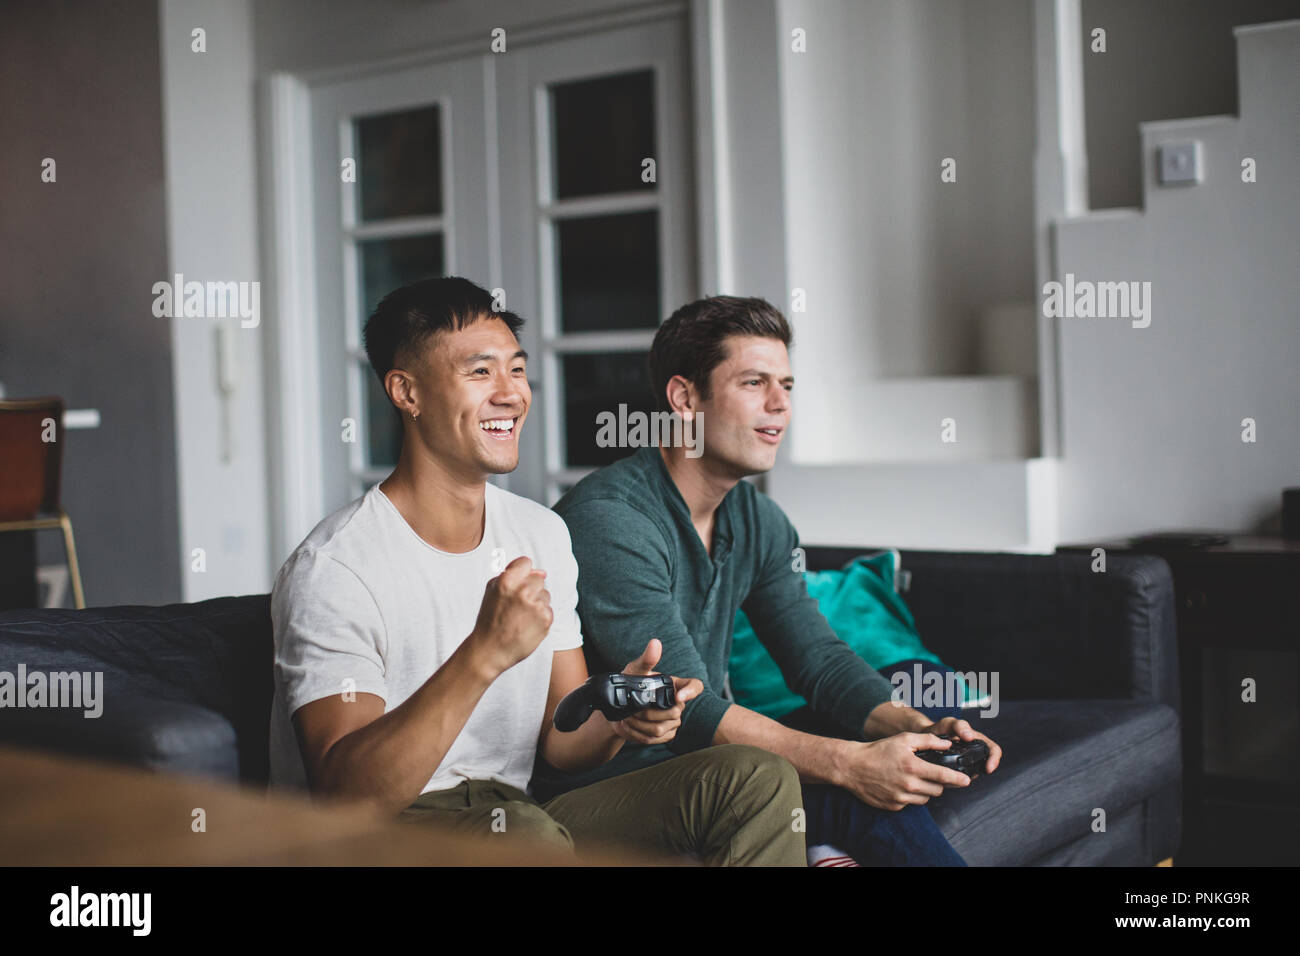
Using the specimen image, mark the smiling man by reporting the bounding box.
[535,295,1002,865]
[267,277,807,865]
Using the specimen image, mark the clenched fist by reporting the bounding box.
[469,555,553,677]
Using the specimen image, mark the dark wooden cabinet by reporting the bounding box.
[1058,536,1300,865]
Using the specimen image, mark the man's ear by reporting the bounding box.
[385,368,419,419]
[664,374,697,418]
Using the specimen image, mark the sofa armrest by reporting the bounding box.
[802,547,1180,712]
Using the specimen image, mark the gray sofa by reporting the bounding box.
[801,547,1182,865]
[0,546,1182,865]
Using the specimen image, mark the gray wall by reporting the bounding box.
[1083,0,1300,209]
[0,0,181,605]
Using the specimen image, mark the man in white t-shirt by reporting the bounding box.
[269,276,806,865]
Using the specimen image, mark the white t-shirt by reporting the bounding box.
[268,482,583,796]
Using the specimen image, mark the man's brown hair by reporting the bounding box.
[648,296,792,411]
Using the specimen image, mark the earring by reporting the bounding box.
[411,410,419,421]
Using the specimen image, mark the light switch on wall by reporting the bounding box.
[1158,141,1202,185]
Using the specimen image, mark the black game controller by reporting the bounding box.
[916,735,989,776]
[553,673,677,732]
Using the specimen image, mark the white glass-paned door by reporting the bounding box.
[311,58,491,509]
[496,17,694,504]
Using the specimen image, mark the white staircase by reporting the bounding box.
[1050,19,1300,543]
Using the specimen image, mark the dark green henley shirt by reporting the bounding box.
[531,446,896,799]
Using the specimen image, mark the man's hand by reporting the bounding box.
[915,716,1002,776]
[835,733,972,811]
[607,638,702,746]
[467,556,553,677]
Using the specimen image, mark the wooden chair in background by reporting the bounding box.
[0,397,85,608]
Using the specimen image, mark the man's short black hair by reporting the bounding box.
[363,276,524,384]
[648,295,792,410]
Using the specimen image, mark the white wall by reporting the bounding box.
[1054,20,1300,541]
[753,0,1044,550]
[774,0,1036,382]
[159,0,270,600]
[1081,0,1300,210]
[251,0,659,74]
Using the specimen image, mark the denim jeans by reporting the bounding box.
[781,659,969,866]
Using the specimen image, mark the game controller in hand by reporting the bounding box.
[553,672,677,732]
[915,735,990,776]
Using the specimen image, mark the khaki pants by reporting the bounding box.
[399,744,806,866]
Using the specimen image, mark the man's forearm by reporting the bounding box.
[539,714,625,773]
[711,704,847,787]
[711,699,936,787]
[316,638,497,815]
[862,699,933,739]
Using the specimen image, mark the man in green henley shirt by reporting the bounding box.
[534,295,1002,865]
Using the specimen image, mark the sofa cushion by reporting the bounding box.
[0,595,272,783]
[2,694,242,780]
[1025,800,1149,865]
[928,699,1180,865]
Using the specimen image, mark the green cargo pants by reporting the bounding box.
[399,744,806,866]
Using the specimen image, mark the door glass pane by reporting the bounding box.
[556,211,659,333]
[363,365,403,469]
[561,351,656,468]
[358,233,445,318]
[355,105,443,221]
[550,70,655,199]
